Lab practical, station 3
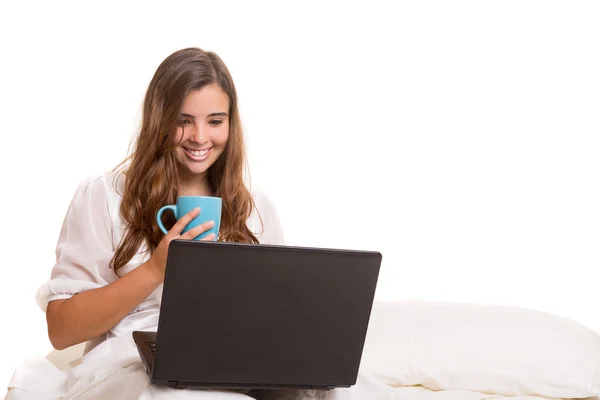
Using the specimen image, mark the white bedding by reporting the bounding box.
[334,380,600,400]
[6,333,598,400]
[358,300,600,399]
[7,299,600,400]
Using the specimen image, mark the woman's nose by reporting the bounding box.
[191,126,207,143]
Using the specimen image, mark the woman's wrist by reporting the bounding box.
[140,258,164,286]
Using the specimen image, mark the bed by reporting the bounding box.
[6,300,600,400]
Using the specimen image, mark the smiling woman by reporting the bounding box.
[5,47,293,400]
[109,48,264,279]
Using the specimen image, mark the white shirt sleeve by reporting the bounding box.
[36,175,116,312]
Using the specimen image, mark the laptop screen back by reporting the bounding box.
[152,240,381,388]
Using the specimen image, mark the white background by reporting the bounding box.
[0,0,598,392]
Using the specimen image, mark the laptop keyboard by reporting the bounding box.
[149,342,156,355]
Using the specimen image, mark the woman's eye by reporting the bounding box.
[180,119,191,126]
[209,120,223,126]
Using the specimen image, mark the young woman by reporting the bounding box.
[9,48,326,399]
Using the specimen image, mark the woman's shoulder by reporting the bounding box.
[250,189,277,214]
[74,170,125,201]
[248,189,285,245]
[68,170,126,228]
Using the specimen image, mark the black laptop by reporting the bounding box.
[133,239,381,390]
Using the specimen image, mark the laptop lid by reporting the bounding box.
[152,240,382,390]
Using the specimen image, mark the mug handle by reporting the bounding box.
[156,205,177,235]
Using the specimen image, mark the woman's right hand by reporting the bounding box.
[146,207,216,282]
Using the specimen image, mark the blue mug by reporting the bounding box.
[156,196,222,241]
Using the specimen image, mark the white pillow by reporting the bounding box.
[359,300,600,398]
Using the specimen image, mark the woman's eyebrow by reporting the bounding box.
[181,112,228,118]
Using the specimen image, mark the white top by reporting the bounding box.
[35,171,285,340]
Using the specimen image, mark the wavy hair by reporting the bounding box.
[110,47,260,275]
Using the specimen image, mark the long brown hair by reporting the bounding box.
[110,47,260,275]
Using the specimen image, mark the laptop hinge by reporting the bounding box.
[167,381,187,388]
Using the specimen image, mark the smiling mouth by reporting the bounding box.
[183,146,211,161]
[184,147,210,156]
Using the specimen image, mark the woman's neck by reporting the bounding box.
[178,173,213,197]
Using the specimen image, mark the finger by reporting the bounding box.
[180,220,215,240]
[169,207,201,236]
[200,233,216,241]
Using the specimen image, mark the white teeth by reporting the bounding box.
[185,148,209,156]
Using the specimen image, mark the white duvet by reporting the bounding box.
[7,299,600,400]
[6,334,595,400]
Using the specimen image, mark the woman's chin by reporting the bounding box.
[183,164,210,177]
[176,159,211,178]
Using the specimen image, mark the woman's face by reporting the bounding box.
[173,84,230,179]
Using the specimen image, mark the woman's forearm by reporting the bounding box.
[46,260,162,350]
